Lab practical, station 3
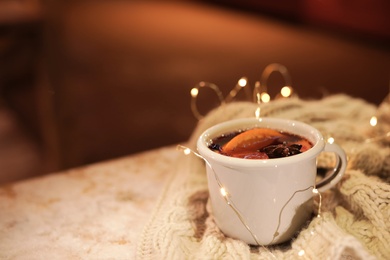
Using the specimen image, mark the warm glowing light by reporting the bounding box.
[327,137,335,144]
[255,93,261,103]
[261,92,270,103]
[281,86,292,97]
[238,77,247,87]
[184,148,191,155]
[312,188,318,194]
[220,187,228,197]
[370,116,377,127]
[298,250,305,256]
[190,88,199,97]
[255,107,261,119]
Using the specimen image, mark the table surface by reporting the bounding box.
[0,145,178,259]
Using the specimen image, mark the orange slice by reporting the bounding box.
[221,128,282,156]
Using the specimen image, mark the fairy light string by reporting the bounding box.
[176,144,324,258]
[261,63,295,100]
[224,77,250,103]
[185,64,327,257]
[190,81,225,120]
[176,145,263,246]
[176,145,276,258]
[190,64,296,120]
[184,64,390,257]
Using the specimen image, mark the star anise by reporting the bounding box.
[261,142,302,158]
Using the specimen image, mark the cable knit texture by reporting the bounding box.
[137,94,390,260]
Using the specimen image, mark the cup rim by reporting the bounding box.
[197,117,325,167]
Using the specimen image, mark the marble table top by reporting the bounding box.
[0,145,178,259]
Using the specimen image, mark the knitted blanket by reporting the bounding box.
[137,94,390,260]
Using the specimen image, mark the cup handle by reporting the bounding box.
[316,142,347,193]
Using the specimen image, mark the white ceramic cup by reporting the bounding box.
[197,117,347,245]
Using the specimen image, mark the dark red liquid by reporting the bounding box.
[208,128,312,159]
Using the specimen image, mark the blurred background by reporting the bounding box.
[0,0,389,184]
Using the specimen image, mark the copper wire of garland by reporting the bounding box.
[176,144,323,258]
[183,64,389,257]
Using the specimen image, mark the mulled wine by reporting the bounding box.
[208,128,313,159]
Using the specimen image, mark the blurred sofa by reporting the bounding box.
[2,0,390,174]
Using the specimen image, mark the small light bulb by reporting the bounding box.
[261,92,270,103]
[370,116,377,127]
[255,107,261,119]
[281,86,292,97]
[184,148,191,155]
[327,137,335,144]
[190,88,199,97]
[298,249,305,256]
[220,187,228,197]
[238,77,247,87]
